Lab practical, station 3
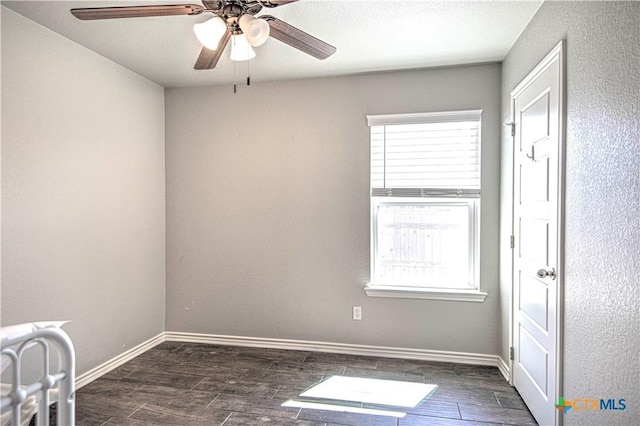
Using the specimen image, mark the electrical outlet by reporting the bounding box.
[352,306,362,320]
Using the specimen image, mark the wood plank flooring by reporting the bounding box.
[74,342,537,426]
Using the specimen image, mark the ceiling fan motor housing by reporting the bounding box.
[204,1,264,17]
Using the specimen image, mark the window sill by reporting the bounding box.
[364,285,488,302]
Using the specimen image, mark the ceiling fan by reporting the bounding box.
[70,0,336,70]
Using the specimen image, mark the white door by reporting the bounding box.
[511,41,565,426]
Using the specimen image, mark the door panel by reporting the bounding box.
[520,159,549,203]
[520,274,549,330]
[521,92,551,146]
[519,218,549,265]
[511,41,564,426]
[519,326,549,393]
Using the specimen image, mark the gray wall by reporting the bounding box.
[500,1,640,424]
[166,64,502,355]
[1,8,166,376]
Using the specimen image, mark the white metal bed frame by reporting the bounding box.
[1,327,75,426]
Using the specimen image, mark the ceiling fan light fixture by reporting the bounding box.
[193,16,227,50]
[238,14,270,47]
[230,34,256,61]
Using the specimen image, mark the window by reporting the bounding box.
[366,110,486,301]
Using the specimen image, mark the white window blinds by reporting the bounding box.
[367,110,481,198]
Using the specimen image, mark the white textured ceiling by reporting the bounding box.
[2,0,543,88]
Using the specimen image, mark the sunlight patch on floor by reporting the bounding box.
[282,375,438,417]
[300,376,437,407]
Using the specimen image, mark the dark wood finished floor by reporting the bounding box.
[74,342,537,426]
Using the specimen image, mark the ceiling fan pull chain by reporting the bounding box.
[233,47,237,94]
[247,59,251,86]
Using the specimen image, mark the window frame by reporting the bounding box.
[365,110,487,302]
[371,197,479,291]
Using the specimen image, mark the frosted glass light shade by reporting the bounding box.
[238,14,270,47]
[230,34,256,61]
[193,16,227,50]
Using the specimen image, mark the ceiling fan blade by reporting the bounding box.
[194,29,232,70]
[262,16,336,60]
[71,4,204,20]
[259,0,299,7]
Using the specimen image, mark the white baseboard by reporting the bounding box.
[75,333,165,389]
[165,331,505,370]
[76,332,510,388]
[497,356,510,381]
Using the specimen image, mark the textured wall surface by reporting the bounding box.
[1,8,166,376]
[165,64,502,355]
[500,1,640,424]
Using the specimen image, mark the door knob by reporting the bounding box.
[537,268,556,280]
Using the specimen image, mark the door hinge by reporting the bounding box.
[510,347,514,361]
[505,121,516,138]
[510,235,514,249]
